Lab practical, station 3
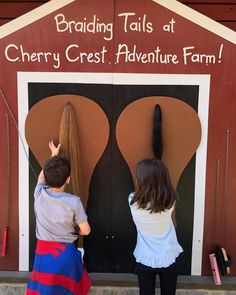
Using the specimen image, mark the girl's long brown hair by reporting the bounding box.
[130,158,177,213]
[59,101,81,196]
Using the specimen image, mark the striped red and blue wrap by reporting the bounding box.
[26,240,91,295]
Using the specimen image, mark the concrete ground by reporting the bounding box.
[0,272,235,294]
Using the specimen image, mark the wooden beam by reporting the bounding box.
[187,4,236,21]
[0,0,76,39]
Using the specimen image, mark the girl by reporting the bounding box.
[129,158,183,295]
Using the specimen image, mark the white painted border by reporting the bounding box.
[152,0,236,45]
[17,72,210,275]
[17,73,29,271]
[0,0,76,39]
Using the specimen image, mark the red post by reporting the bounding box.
[1,227,8,257]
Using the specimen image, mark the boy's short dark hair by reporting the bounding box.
[43,156,71,188]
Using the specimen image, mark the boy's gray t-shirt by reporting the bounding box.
[34,182,87,242]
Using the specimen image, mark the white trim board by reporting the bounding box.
[1,0,236,44]
[0,0,76,39]
[152,0,236,45]
[17,72,210,275]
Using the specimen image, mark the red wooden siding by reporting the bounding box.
[0,1,236,30]
[187,4,236,31]
[0,1,43,26]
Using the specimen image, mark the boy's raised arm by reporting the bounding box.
[37,140,61,184]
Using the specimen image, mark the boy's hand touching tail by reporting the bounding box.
[37,140,61,183]
[49,140,61,157]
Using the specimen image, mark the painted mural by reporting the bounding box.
[0,0,235,277]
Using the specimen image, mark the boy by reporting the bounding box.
[26,141,91,295]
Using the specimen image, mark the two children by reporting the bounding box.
[129,158,183,295]
[27,141,181,295]
[26,141,91,295]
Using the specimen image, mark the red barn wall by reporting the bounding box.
[0,0,235,276]
[0,0,236,31]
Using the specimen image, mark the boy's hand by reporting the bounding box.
[49,140,61,157]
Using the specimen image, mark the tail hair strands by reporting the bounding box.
[152,104,163,160]
[59,101,81,196]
